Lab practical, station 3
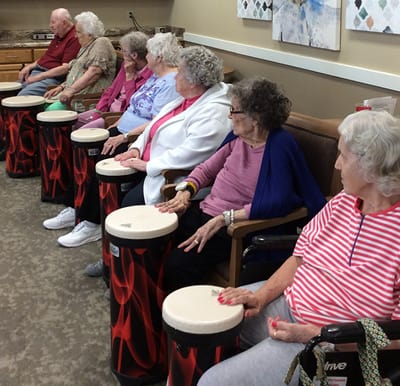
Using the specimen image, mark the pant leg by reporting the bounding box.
[76,109,103,129]
[198,291,304,386]
[163,203,232,291]
[18,71,61,96]
[120,175,147,206]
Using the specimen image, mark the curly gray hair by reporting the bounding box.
[339,110,400,196]
[179,46,224,88]
[146,32,181,67]
[74,11,105,38]
[120,31,148,61]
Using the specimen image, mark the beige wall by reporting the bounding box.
[0,0,172,31]
[169,0,400,118]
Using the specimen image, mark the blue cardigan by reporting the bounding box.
[221,128,326,220]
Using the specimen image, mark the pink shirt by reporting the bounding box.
[142,95,201,161]
[286,191,400,326]
[187,138,264,217]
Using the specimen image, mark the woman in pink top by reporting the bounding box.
[197,110,400,386]
[75,31,152,129]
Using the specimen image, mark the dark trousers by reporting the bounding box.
[164,202,232,292]
[63,126,129,224]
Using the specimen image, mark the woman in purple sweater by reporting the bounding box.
[157,77,325,291]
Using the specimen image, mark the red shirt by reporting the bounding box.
[38,26,80,70]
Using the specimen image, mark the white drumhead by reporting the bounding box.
[105,205,178,239]
[37,110,78,122]
[70,128,109,142]
[162,285,244,334]
[96,158,137,177]
[0,82,22,92]
[1,95,45,107]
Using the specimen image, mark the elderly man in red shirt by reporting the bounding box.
[18,8,80,96]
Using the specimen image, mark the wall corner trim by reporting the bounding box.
[184,32,400,92]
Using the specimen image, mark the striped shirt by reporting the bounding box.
[285,191,400,326]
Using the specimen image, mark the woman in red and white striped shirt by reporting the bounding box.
[198,109,400,386]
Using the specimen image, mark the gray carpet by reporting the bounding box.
[0,163,164,386]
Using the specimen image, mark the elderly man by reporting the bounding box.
[18,8,80,96]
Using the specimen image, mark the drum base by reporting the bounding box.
[112,366,166,386]
[40,194,66,204]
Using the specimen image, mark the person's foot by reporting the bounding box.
[84,259,103,277]
[43,207,75,230]
[0,147,6,161]
[57,221,101,247]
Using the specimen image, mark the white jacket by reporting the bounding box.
[129,82,232,204]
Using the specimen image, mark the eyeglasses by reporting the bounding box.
[229,107,244,115]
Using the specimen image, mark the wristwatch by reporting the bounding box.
[175,181,196,197]
[123,132,129,140]
[222,210,231,226]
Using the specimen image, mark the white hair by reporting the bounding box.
[74,11,105,38]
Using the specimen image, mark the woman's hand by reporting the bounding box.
[44,85,62,98]
[114,148,140,161]
[178,215,225,253]
[156,190,191,214]
[120,157,147,171]
[102,135,125,155]
[267,317,321,343]
[59,88,75,104]
[218,287,263,318]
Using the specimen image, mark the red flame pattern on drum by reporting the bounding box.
[38,123,73,203]
[4,106,42,177]
[0,90,20,149]
[167,337,240,386]
[72,145,100,224]
[109,238,172,382]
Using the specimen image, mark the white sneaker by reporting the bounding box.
[43,207,75,230]
[57,220,101,247]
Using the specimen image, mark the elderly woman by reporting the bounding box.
[75,31,152,129]
[42,32,181,250]
[84,45,232,278]
[197,110,400,386]
[157,77,326,291]
[44,11,116,111]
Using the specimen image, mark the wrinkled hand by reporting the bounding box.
[120,157,147,171]
[59,88,74,104]
[178,215,224,253]
[102,135,124,155]
[267,317,320,343]
[44,86,61,98]
[217,287,262,318]
[18,67,30,82]
[156,190,191,215]
[114,148,140,161]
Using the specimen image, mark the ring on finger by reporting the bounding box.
[273,331,277,338]
[194,239,199,245]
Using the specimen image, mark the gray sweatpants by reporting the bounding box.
[197,281,305,386]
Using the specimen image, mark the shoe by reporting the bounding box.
[43,207,75,230]
[104,288,110,300]
[57,220,101,247]
[85,259,103,277]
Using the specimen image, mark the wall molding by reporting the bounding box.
[184,32,400,92]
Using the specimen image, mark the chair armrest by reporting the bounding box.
[81,98,100,111]
[161,169,192,184]
[160,183,177,201]
[101,112,122,128]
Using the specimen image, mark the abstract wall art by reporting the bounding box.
[345,0,400,34]
[237,0,273,21]
[272,0,341,51]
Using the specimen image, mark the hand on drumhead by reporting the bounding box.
[217,287,262,318]
[156,191,191,214]
[115,148,140,161]
[120,157,147,171]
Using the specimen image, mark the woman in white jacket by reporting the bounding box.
[115,45,232,205]
[84,46,232,278]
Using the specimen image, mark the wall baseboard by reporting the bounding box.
[184,32,400,92]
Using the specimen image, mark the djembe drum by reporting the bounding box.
[0,82,22,157]
[2,95,45,177]
[70,128,109,224]
[105,205,178,385]
[95,157,138,287]
[37,110,78,203]
[162,285,244,386]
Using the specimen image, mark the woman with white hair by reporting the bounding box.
[197,109,400,386]
[45,11,116,110]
